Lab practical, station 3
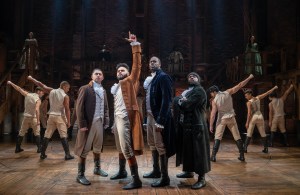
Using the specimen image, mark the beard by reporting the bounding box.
[117,74,128,80]
[188,81,199,86]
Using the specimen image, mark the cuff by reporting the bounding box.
[130,41,141,46]
[155,123,164,129]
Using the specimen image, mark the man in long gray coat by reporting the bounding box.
[174,72,210,189]
[74,68,110,185]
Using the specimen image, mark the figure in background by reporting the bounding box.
[208,74,254,162]
[28,76,74,160]
[7,81,44,153]
[174,72,210,189]
[110,32,144,190]
[142,56,175,187]
[74,68,110,185]
[19,32,39,72]
[244,86,278,153]
[168,46,184,73]
[40,93,49,140]
[269,84,294,147]
[245,35,262,75]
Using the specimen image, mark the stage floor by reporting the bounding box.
[0,138,300,194]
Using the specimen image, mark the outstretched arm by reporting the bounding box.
[209,100,217,133]
[227,74,254,95]
[27,75,53,93]
[257,86,278,100]
[281,84,294,102]
[7,81,28,96]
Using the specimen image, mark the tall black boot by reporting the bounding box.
[244,136,251,153]
[143,150,161,178]
[77,163,91,185]
[151,154,170,187]
[110,154,127,180]
[282,132,289,147]
[40,138,49,159]
[15,136,24,153]
[61,138,74,160]
[123,157,142,190]
[261,137,268,153]
[67,126,73,141]
[176,171,194,178]
[236,139,245,161]
[269,132,274,147]
[210,139,220,162]
[191,174,206,189]
[94,158,108,177]
[35,136,41,153]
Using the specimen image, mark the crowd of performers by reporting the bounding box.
[7,32,295,190]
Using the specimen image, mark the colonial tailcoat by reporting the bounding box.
[150,69,176,158]
[118,44,144,155]
[174,85,211,175]
[74,81,109,156]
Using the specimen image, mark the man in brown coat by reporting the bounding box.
[74,68,110,185]
[110,32,144,190]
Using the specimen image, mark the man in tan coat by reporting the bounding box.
[110,32,144,190]
[74,68,110,185]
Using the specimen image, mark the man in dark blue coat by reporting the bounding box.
[143,56,176,187]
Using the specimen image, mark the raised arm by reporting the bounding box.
[257,86,278,100]
[27,75,53,93]
[227,74,254,95]
[63,95,71,128]
[127,32,142,87]
[281,84,294,102]
[209,100,218,133]
[7,81,28,96]
[35,99,41,126]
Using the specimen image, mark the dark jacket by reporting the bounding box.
[74,81,109,156]
[174,85,211,175]
[150,69,176,158]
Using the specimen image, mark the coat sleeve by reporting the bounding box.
[156,75,173,126]
[76,86,87,129]
[180,88,206,111]
[103,90,110,127]
[129,44,142,90]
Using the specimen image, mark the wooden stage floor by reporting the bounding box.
[0,137,300,195]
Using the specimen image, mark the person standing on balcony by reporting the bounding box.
[7,81,44,153]
[268,84,294,147]
[27,76,74,160]
[243,86,278,153]
[245,35,262,75]
[19,32,39,73]
[208,74,254,162]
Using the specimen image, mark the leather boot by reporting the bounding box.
[15,136,24,153]
[282,132,289,147]
[176,171,194,178]
[67,126,73,141]
[77,163,91,185]
[110,153,127,180]
[236,139,245,161]
[262,137,268,153]
[244,136,251,153]
[123,157,142,190]
[35,136,41,153]
[61,138,74,160]
[151,154,170,187]
[40,138,49,159]
[191,174,206,189]
[143,150,161,178]
[210,139,220,162]
[269,132,274,147]
[94,158,108,177]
